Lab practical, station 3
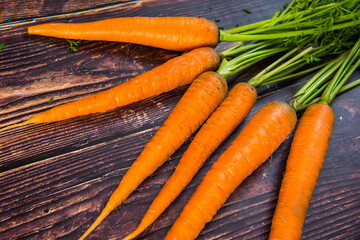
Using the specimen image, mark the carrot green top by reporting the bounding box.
[217,0,360,84]
[291,37,360,111]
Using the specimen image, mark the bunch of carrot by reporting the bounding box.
[2,0,356,133]
[167,39,360,240]
[2,0,359,239]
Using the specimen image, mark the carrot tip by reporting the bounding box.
[78,208,112,240]
[122,231,139,240]
[0,121,30,133]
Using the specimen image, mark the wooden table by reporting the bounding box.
[1,1,359,239]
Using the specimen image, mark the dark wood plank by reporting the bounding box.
[0,0,359,240]
[0,1,133,23]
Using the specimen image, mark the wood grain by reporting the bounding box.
[0,0,359,240]
[0,1,133,23]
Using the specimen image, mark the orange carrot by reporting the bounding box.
[28,17,219,51]
[268,103,334,240]
[0,47,220,133]
[78,71,228,240]
[164,101,297,240]
[122,82,257,240]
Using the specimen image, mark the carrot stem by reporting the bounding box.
[338,78,360,94]
[258,62,327,87]
[220,19,360,42]
[248,46,314,87]
[320,37,360,104]
[217,47,287,79]
[291,55,345,111]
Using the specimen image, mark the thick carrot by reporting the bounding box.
[164,101,297,240]
[28,17,219,51]
[269,103,334,240]
[122,82,257,240]
[78,71,228,240]
[0,47,220,133]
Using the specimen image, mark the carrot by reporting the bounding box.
[164,101,297,240]
[27,1,360,52]
[122,82,257,240]
[0,47,220,133]
[28,17,219,51]
[268,36,360,240]
[268,103,334,240]
[78,71,228,240]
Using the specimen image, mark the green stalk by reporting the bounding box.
[216,0,359,95]
[292,54,346,98]
[217,47,286,79]
[319,37,360,104]
[292,59,343,110]
[338,79,360,94]
[224,1,338,34]
[303,82,330,105]
[291,58,342,110]
[248,46,314,87]
[258,62,327,87]
[220,19,360,42]
[219,41,249,58]
[293,78,360,111]
[329,57,360,102]
[237,3,341,36]
[220,40,274,58]
[248,46,300,84]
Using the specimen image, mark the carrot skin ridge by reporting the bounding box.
[269,103,334,240]
[28,17,219,51]
[78,71,228,240]
[0,47,220,133]
[164,101,297,240]
[122,83,257,240]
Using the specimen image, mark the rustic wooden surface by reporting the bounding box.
[0,0,359,239]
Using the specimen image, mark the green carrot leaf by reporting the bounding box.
[242,9,252,14]
[66,39,81,53]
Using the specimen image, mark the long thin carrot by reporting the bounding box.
[0,47,220,133]
[122,82,257,240]
[164,101,297,240]
[28,1,360,52]
[78,71,228,240]
[28,17,219,51]
[268,103,334,240]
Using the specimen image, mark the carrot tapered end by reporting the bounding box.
[0,121,31,133]
[122,230,141,240]
[78,208,112,240]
